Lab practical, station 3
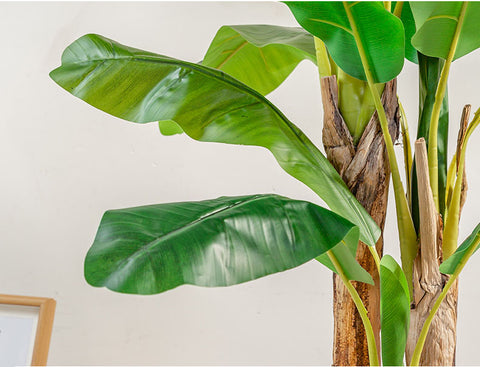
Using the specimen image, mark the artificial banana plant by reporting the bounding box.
[50,1,480,366]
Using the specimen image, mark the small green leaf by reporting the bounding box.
[316,227,373,284]
[158,120,183,136]
[440,223,480,275]
[285,1,405,82]
[380,255,410,366]
[50,34,380,247]
[411,2,480,60]
[85,194,359,294]
[202,25,316,95]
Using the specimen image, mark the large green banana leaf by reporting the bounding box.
[380,255,410,366]
[160,25,316,136]
[440,223,480,275]
[202,25,316,95]
[285,1,404,82]
[411,54,449,229]
[50,34,380,247]
[85,194,362,294]
[411,2,480,60]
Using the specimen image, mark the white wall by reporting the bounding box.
[1,1,480,365]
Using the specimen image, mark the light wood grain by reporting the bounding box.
[0,294,56,366]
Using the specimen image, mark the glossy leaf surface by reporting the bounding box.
[380,255,410,366]
[85,194,359,294]
[202,25,315,95]
[411,2,480,60]
[440,223,480,275]
[50,34,380,247]
[285,1,404,82]
[411,54,449,229]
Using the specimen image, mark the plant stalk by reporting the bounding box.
[443,108,480,259]
[327,250,379,366]
[314,37,332,78]
[427,1,468,210]
[410,234,480,366]
[343,1,417,295]
[393,2,404,18]
[368,246,381,273]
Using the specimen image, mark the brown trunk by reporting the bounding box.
[404,139,458,366]
[405,104,471,366]
[320,76,400,366]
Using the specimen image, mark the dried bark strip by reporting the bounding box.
[321,76,399,366]
[405,139,458,366]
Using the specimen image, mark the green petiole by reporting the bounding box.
[427,2,468,211]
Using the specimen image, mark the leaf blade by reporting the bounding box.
[50,33,380,247]
[411,2,480,60]
[440,223,480,275]
[85,194,360,294]
[380,255,410,366]
[202,25,316,95]
[285,1,404,82]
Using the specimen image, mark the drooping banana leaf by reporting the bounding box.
[410,2,480,60]
[411,53,449,229]
[380,255,410,366]
[50,34,380,247]
[202,25,316,95]
[440,223,480,275]
[285,1,405,82]
[85,194,365,295]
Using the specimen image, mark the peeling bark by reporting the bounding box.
[405,139,458,366]
[321,76,400,366]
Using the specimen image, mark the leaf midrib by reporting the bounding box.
[101,194,289,283]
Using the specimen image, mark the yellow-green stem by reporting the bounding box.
[327,250,379,366]
[343,1,417,296]
[314,37,332,78]
[369,245,381,274]
[399,100,413,205]
[383,1,391,12]
[393,1,404,17]
[443,109,480,259]
[427,2,468,211]
[410,234,480,366]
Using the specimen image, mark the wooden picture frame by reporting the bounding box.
[0,294,56,366]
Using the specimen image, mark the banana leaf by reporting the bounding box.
[380,255,410,366]
[440,223,480,275]
[50,34,380,247]
[202,24,316,95]
[285,1,404,82]
[410,2,480,60]
[85,194,366,294]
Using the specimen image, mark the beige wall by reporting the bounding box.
[1,1,480,365]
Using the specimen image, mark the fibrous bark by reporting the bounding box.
[404,139,458,366]
[320,76,400,366]
[405,104,470,366]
